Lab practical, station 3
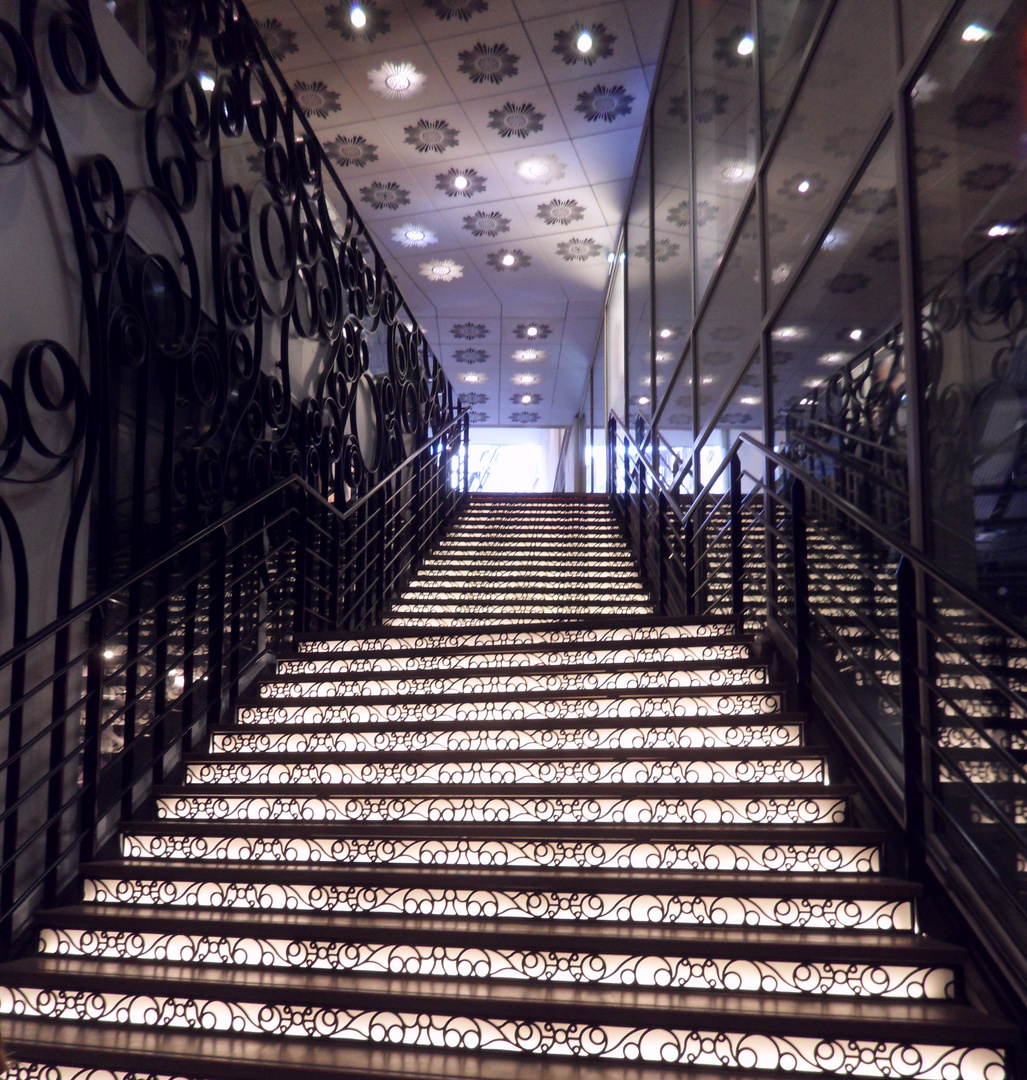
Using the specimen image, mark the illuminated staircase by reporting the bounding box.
[0,496,1018,1079]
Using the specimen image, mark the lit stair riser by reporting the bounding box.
[121,832,881,872]
[35,929,951,998]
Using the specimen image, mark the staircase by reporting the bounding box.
[0,495,1018,1079]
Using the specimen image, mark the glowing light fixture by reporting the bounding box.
[961,23,991,42]
[637,396,650,405]
[463,373,480,383]
[818,352,847,365]
[849,328,864,342]
[722,159,754,184]
[797,179,811,194]
[502,252,516,267]
[576,29,594,53]
[350,3,367,28]
[520,394,533,404]
[526,325,539,338]
[659,328,674,339]
[513,348,546,362]
[103,649,114,660]
[989,223,1018,237]
[199,73,216,92]
[369,62,425,100]
[772,325,806,341]
[453,174,469,190]
[740,395,760,406]
[737,34,754,56]
[513,373,538,386]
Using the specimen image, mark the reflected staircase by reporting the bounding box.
[0,495,1018,1080]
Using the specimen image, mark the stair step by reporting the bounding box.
[212,716,806,753]
[121,821,882,871]
[154,781,853,825]
[183,748,826,786]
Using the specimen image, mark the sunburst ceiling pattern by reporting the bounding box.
[247,0,672,426]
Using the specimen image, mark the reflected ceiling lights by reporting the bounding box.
[849,328,864,341]
[722,159,754,184]
[199,72,215,91]
[393,223,437,247]
[989,223,1019,237]
[818,352,847,365]
[772,325,806,341]
[961,23,992,42]
[368,61,425,99]
[513,348,546,362]
[796,179,811,194]
[517,154,566,185]
[513,373,538,385]
[350,3,367,28]
[577,29,593,53]
[637,396,650,405]
[463,373,480,383]
[419,259,464,282]
[739,395,760,406]
[737,34,754,56]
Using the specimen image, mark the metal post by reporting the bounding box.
[791,479,812,709]
[78,606,106,865]
[730,454,744,628]
[896,557,927,878]
[684,514,696,616]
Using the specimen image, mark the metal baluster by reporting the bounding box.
[791,479,811,710]
[897,557,927,879]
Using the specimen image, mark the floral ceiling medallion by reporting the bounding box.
[488,102,544,139]
[291,80,341,120]
[667,199,718,228]
[556,237,602,262]
[368,61,425,99]
[463,210,510,237]
[633,239,680,263]
[467,409,489,422]
[324,134,379,168]
[713,26,754,68]
[404,118,460,153]
[458,391,489,406]
[537,198,585,226]
[576,84,634,123]
[511,410,540,423]
[419,259,464,282]
[392,222,437,247]
[254,18,298,62]
[516,154,566,185]
[458,42,519,85]
[513,323,550,340]
[454,348,489,363]
[451,322,489,339]
[325,0,391,42]
[511,392,541,405]
[436,167,487,198]
[487,248,531,271]
[552,21,615,66]
[424,0,488,21]
[512,348,546,361]
[359,181,410,210]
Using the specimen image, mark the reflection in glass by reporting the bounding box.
[697,202,760,436]
[764,0,894,308]
[913,0,1027,618]
[626,130,653,434]
[771,129,905,533]
[759,0,829,142]
[689,0,758,300]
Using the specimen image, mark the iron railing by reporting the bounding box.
[610,411,1027,1008]
[0,412,468,955]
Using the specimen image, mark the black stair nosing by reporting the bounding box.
[285,632,756,664]
[122,819,883,844]
[1,958,1012,1044]
[292,614,740,643]
[386,604,655,615]
[34,904,965,966]
[218,711,809,734]
[3,1018,827,1080]
[238,681,787,709]
[80,860,910,898]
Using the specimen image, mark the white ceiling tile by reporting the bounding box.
[429,21,547,103]
[523,2,642,86]
[571,126,645,184]
[460,85,570,152]
[247,0,333,69]
[287,62,373,126]
[552,68,650,139]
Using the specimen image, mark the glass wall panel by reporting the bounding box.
[696,202,760,437]
[690,0,758,300]
[652,0,693,415]
[626,129,653,434]
[605,244,626,426]
[759,0,829,141]
[912,0,1027,616]
[771,130,906,533]
[764,0,895,309]
[901,0,950,64]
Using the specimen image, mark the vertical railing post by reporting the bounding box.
[896,557,927,878]
[78,605,106,865]
[607,417,616,497]
[791,479,812,709]
[461,412,470,496]
[293,486,309,635]
[684,513,696,616]
[0,644,26,951]
[730,454,744,629]
[656,491,668,615]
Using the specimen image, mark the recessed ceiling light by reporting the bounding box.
[350,3,367,28]
[453,174,469,190]
[419,259,464,282]
[701,376,714,385]
[737,34,754,56]
[576,29,593,53]
[656,351,672,363]
[520,394,534,404]
[369,61,425,100]
[502,252,516,266]
[739,396,760,406]
[961,23,991,42]
[721,159,754,184]
[392,222,437,248]
[989,223,1019,237]
[513,348,546,362]
[526,325,539,338]
[199,72,215,91]
[797,179,811,194]
[772,326,806,341]
[637,396,650,405]
[513,373,537,386]
[849,328,864,341]
[659,328,674,339]
[103,649,115,660]
[818,352,847,365]
[463,373,480,383]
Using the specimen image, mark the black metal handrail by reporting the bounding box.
[0,412,469,956]
[609,410,1027,1007]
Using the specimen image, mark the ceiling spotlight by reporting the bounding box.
[659,328,674,339]
[961,23,991,42]
[453,174,469,190]
[721,159,754,184]
[737,34,754,56]
[989,223,1019,237]
[656,351,672,363]
[199,72,215,92]
[520,394,533,404]
[387,72,410,92]
[772,325,805,341]
[849,328,864,341]
[701,376,714,385]
[818,352,847,365]
[501,252,516,267]
[103,648,115,660]
[739,396,760,406]
[513,348,545,362]
[513,373,537,385]
[576,28,593,53]
[350,3,367,28]
[637,396,650,405]
[797,179,811,194]
[526,325,539,338]
[464,373,480,383]
[406,228,425,242]
[369,61,426,100]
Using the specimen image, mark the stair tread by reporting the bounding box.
[1,957,1012,1041]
